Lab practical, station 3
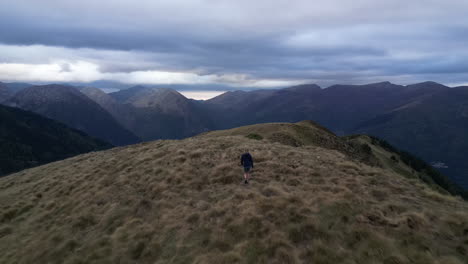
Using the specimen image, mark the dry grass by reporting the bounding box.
[0,122,467,264]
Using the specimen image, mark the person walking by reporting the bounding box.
[240,151,254,184]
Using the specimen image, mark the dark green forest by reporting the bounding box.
[0,105,112,176]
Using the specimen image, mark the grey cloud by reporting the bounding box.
[1,0,468,87]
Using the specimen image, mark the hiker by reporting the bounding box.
[240,151,254,184]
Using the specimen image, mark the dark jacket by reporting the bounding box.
[241,153,253,168]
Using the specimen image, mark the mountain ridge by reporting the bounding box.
[107,86,213,140]
[0,121,466,263]
[4,84,140,146]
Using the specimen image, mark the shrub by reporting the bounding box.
[361,144,372,154]
[246,133,263,140]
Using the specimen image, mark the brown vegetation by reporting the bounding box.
[0,121,467,263]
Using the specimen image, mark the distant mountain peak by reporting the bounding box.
[79,86,120,109]
[284,83,322,92]
[4,84,140,145]
[365,81,392,85]
[362,81,401,88]
[109,85,184,104]
[149,87,184,97]
[326,81,400,90]
[6,84,87,107]
[406,81,448,89]
[128,85,147,91]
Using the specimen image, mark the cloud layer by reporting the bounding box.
[1,0,468,88]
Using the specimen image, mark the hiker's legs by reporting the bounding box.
[243,167,251,183]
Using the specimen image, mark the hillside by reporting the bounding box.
[1,121,467,263]
[0,82,32,93]
[355,86,468,189]
[0,104,112,176]
[0,82,33,103]
[0,82,13,103]
[4,84,140,146]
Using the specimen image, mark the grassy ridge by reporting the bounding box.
[0,121,467,263]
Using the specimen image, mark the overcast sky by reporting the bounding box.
[1,0,468,89]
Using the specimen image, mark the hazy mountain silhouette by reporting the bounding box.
[78,86,136,132]
[203,82,448,133]
[2,82,33,92]
[108,86,213,140]
[4,84,140,146]
[0,82,12,103]
[1,82,35,104]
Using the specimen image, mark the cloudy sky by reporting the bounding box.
[1,0,468,91]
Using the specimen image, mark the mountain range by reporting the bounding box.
[355,85,468,189]
[1,81,467,189]
[108,85,213,140]
[3,84,140,146]
[1,121,466,263]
